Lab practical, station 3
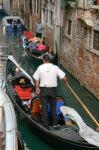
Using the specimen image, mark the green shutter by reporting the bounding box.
[61,0,66,8]
[61,0,76,8]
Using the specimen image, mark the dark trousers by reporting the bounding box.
[36,32,42,38]
[40,87,57,126]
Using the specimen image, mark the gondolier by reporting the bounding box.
[33,54,68,128]
[35,21,44,38]
[6,54,99,149]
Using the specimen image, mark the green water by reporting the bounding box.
[18,118,54,150]
[0,18,54,149]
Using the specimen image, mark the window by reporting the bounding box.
[46,10,48,23]
[42,9,46,24]
[37,0,40,14]
[25,0,29,12]
[49,11,53,26]
[46,10,54,28]
[29,0,32,14]
[84,27,91,49]
[93,30,99,51]
[64,19,72,37]
[33,0,40,14]
[67,20,72,36]
[33,0,36,14]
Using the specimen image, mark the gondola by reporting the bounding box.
[2,16,25,33]
[20,32,57,63]
[25,48,57,63]
[6,54,99,150]
[0,78,24,150]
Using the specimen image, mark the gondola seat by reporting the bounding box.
[14,85,32,100]
[47,97,65,125]
[31,98,41,122]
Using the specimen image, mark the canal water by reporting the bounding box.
[0,15,99,150]
[0,17,54,150]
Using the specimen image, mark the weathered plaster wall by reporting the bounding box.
[44,26,54,50]
[60,7,99,98]
[3,0,11,15]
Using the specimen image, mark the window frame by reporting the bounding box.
[92,30,99,51]
[64,19,72,39]
[33,0,40,15]
[85,28,99,56]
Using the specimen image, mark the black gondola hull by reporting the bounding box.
[6,55,99,150]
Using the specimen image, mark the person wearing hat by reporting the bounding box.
[33,54,68,129]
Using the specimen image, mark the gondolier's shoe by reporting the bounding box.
[51,124,61,130]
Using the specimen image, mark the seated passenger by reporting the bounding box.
[28,37,40,43]
[14,78,33,108]
[15,67,20,74]
[31,98,41,122]
[37,39,46,51]
[27,41,38,50]
[23,31,34,40]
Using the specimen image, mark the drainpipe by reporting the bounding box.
[40,0,41,22]
[55,0,62,65]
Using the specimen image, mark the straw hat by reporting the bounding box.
[19,78,26,84]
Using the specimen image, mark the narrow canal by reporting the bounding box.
[0,15,99,150]
[0,17,54,150]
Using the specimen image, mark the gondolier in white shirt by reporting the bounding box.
[33,54,68,128]
[35,21,44,38]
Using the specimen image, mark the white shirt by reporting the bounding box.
[33,63,65,87]
[35,23,43,33]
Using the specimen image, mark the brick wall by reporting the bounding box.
[60,7,99,98]
[44,26,54,51]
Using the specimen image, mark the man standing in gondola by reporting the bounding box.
[35,20,44,38]
[33,54,68,129]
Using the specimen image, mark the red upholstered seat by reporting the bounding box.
[37,44,46,51]
[23,31,34,40]
[14,85,32,100]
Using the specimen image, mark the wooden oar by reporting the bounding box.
[66,83,99,127]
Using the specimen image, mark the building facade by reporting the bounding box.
[3,0,99,99]
[60,0,99,98]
